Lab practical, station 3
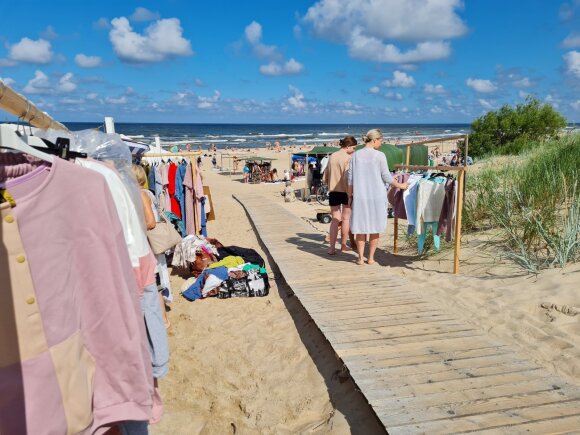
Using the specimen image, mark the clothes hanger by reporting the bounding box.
[0,124,54,163]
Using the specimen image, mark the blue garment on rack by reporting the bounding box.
[174,163,187,224]
[147,166,156,195]
[418,222,441,253]
[200,196,207,237]
[164,211,186,237]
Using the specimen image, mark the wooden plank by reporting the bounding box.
[372,377,569,412]
[376,388,580,428]
[233,192,580,435]
[471,414,580,434]
[387,400,580,434]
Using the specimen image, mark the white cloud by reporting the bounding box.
[87,92,98,100]
[60,97,84,105]
[466,78,498,93]
[41,26,58,40]
[94,17,111,29]
[368,86,380,94]
[478,98,494,110]
[0,59,17,67]
[194,78,205,87]
[293,24,302,39]
[9,38,53,64]
[57,73,77,92]
[563,51,580,78]
[303,0,466,64]
[244,21,281,61]
[110,16,193,63]
[130,7,160,22]
[385,92,403,100]
[75,54,102,68]
[105,95,128,105]
[245,21,262,45]
[23,70,51,94]
[431,105,443,114]
[424,83,445,94]
[383,70,415,88]
[197,90,221,109]
[571,100,580,111]
[563,33,580,48]
[287,85,306,109]
[260,58,304,76]
[23,70,77,94]
[518,90,529,99]
[0,77,15,86]
[513,77,532,88]
[545,94,560,109]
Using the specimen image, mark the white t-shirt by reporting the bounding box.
[77,159,150,267]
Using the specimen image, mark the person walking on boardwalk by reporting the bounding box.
[324,135,357,255]
[348,129,408,265]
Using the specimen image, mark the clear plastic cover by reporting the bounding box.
[36,128,144,225]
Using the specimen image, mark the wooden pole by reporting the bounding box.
[453,169,465,274]
[405,144,411,166]
[394,217,399,254]
[0,80,69,131]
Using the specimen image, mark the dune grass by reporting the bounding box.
[463,134,579,272]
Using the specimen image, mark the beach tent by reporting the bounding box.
[292,146,339,158]
[396,144,428,166]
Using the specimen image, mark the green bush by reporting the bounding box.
[469,97,567,157]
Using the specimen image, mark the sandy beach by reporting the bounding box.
[152,147,580,434]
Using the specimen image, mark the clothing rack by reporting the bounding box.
[393,135,469,275]
[133,151,204,235]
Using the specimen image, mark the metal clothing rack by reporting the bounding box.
[392,135,469,274]
[133,151,204,235]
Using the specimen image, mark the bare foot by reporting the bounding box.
[367,259,376,265]
[327,250,337,256]
[356,258,365,265]
[340,245,352,252]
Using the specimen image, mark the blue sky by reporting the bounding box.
[0,0,579,123]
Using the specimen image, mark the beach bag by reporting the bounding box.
[219,267,269,299]
[147,211,182,255]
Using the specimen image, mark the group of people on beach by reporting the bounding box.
[324,129,408,265]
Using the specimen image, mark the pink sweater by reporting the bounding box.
[0,156,152,434]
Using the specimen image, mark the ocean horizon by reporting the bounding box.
[61,122,472,149]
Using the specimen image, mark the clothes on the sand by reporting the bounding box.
[207,255,245,270]
[217,246,266,268]
[347,147,394,234]
[182,266,229,300]
[0,156,153,434]
[141,283,170,378]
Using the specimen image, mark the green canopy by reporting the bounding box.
[293,146,339,157]
[397,144,428,166]
[352,143,428,170]
[354,144,403,171]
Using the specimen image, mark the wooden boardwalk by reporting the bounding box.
[234,193,580,434]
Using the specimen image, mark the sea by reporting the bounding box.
[62,122,470,149]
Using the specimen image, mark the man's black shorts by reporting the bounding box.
[329,191,349,206]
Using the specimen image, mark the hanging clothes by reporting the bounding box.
[387,173,410,219]
[147,165,156,195]
[415,178,446,235]
[174,162,187,223]
[167,162,181,219]
[437,178,457,242]
[183,162,196,236]
[0,156,153,434]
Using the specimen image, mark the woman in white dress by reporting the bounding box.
[347,129,408,265]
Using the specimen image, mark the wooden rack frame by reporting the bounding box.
[393,134,469,274]
[133,151,204,235]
